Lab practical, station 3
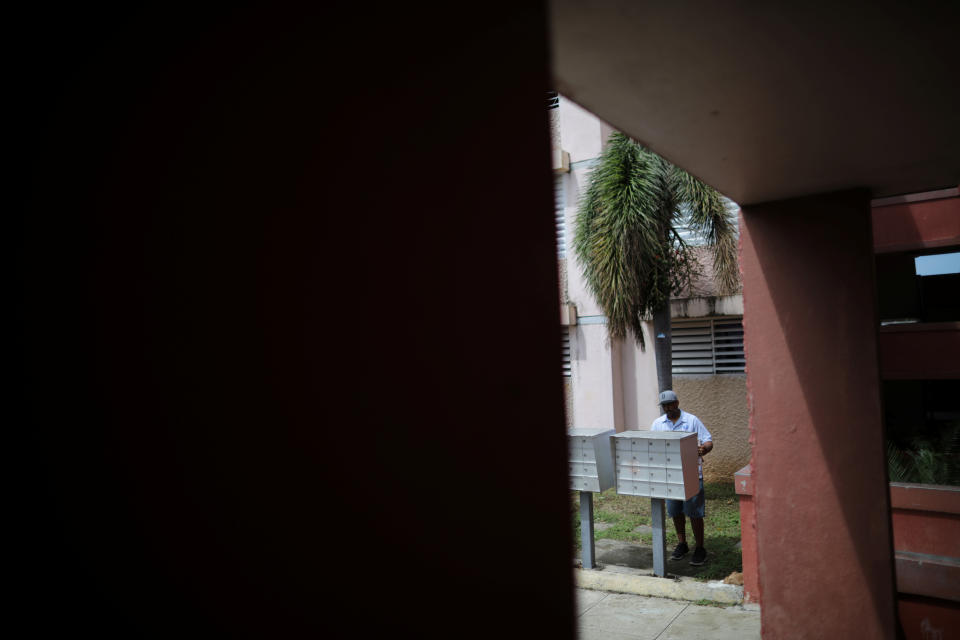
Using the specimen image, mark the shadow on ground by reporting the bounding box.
[572,484,743,581]
[589,537,742,580]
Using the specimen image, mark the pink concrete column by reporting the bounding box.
[739,191,897,639]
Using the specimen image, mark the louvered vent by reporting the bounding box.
[561,328,572,377]
[555,174,566,258]
[671,320,714,374]
[547,91,560,109]
[671,317,745,374]
[712,318,746,372]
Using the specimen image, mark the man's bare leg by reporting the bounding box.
[673,514,687,544]
[691,517,705,549]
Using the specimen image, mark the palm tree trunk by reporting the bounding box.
[652,303,672,393]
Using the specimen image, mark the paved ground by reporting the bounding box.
[575,588,760,640]
[575,538,745,605]
[594,538,656,568]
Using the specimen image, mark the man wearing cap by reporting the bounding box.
[651,390,713,566]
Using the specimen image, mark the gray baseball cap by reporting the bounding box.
[658,390,678,404]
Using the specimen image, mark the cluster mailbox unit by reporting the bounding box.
[568,428,701,576]
[611,430,700,500]
[567,428,616,570]
[567,428,615,492]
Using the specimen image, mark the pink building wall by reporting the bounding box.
[879,323,960,380]
[736,192,960,633]
[872,191,960,254]
[877,193,960,639]
[890,484,960,638]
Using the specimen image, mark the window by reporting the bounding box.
[671,317,745,374]
[883,379,960,486]
[877,249,960,324]
[915,251,960,276]
[673,198,740,247]
[555,174,566,258]
[561,328,572,377]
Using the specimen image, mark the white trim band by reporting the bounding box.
[871,187,959,207]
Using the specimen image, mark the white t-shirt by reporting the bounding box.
[650,410,713,479]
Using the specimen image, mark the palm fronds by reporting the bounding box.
[886,423,959,486]
[670,167,740,295]
[573,132,741,349]
[573,133,673,349]
[886,440,912,482]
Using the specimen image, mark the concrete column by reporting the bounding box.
[610,338,626,432]
[739,191,897,638]
[572,324,625,432]
[620,321,662,431]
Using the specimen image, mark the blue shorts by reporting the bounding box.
[666,478,705,519]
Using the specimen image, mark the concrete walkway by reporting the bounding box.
[575,588,761,640]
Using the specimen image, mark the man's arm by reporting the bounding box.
[694,416,713,456]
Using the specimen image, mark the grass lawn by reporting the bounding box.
[571,481,742,581]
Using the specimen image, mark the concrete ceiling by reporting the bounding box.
[549,1,960,205]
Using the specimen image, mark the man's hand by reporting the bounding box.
[698,441,713,457]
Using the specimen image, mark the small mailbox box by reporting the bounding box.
[568,428,616,492]
[611,431,700,500]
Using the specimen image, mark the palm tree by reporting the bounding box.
[573,132,739,393]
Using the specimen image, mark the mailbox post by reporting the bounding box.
[650,497,667,577]
[611,430,699,577]
[567,428,616,569]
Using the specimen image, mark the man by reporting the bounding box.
[650,390,713,566]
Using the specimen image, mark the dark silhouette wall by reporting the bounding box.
[13,4,574,637]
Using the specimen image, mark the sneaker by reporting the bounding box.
[670,542,689,560]
[689,546,707,566]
